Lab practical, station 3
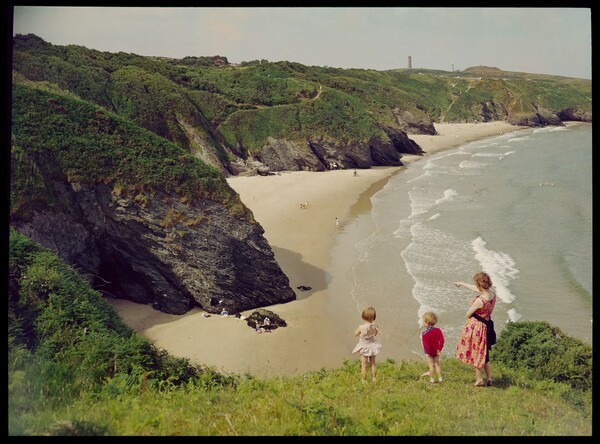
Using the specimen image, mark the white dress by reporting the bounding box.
[352,323,382,357]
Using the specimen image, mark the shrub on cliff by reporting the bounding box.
[492,320,592,391]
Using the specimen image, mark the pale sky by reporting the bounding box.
[11,6,592,79]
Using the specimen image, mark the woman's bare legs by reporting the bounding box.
[484,362,492,385]
[474,367,485,386]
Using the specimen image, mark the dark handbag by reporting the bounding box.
[472,313,496,346]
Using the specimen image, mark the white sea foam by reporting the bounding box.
[407,186,460,220]
[401,222,476,313]
[472,152,504,158]
[533,126,570,134]
[458,160,488,169]
[471,236,519,304]
[508,135,530,142]
[392,218,413,239]
[506,308,522,322]
[434,188,458,205]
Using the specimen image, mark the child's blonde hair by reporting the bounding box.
[362,306,376,322]
[422,311,438,326]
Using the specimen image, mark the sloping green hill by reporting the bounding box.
[12,34,591,174]
[10,81,244,220]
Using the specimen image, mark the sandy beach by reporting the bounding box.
[108,121,524,378]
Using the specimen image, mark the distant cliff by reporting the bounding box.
[12,34,591,177]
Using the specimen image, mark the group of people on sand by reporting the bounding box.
[352,271,497,387]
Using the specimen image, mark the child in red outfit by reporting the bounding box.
[421,311,445,383]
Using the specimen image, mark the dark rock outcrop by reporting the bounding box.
[258,137,326,171]
[381,126,426,156]
[246,308,287,331]
[508,104,564,127]
[12,178,296,315]
[479,100,509,122]
[557,107,593,122]
[392,108,437,135]
[256,129,424,172]
[256,165,271,176]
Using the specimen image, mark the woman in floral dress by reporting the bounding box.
[454,272,496,387]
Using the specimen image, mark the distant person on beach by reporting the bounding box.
[336,217,339,227]
[352,306,382,383]
[420,311,445,383]
[454,272,497,387]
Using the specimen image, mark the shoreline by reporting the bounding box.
[108,121,529,378]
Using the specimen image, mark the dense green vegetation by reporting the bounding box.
[10,81,252,222]
[13,34,591,160]
[8,230,592,436]
[492,321,592,391]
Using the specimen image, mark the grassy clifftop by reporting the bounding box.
[8,230,592,436]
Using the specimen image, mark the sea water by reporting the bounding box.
[333,123,592,359]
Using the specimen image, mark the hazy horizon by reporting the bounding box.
[12,7,592,80]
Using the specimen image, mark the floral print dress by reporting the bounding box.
[455,296,496,368]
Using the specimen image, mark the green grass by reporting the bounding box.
[9,358,592,436]
[8,229,593,436]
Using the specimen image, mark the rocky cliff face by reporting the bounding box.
[12,177,296,315]
[472,101,587,127]
[557,107,593,123]
[392,108,437,135]
[11,81,298,316]
[255,127,425,172]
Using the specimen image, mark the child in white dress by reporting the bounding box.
[352,306,382,383]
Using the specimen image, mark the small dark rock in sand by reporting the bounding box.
[246,308,286,330]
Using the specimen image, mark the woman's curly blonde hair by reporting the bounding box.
[474,272,493,290]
